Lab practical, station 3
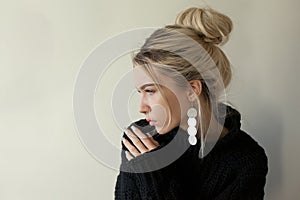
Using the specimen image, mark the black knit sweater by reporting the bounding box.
[114,104,268,200]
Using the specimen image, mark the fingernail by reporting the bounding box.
[122,137,126,142]
[131,125,136,130]
[146,132,152,137]
[124,128,128,134]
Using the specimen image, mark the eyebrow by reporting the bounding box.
[136,83,156,91]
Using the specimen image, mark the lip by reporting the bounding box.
[149,120,157,126]
[146,117,157,126]
[146,117,154,122]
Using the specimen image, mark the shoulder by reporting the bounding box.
[215,130,268,174]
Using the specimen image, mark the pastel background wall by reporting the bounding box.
[1,0,299,199]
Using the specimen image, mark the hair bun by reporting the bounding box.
[175,7,233,45]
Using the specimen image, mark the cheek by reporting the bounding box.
[147,95,169,123]
[166,91,180,110]
[150,104,167,121]
[146,91,166,108]
[170,99,182,121]
[166,91,187,124]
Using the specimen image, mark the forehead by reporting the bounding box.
[133,67,153,87]
[133,66,181,93]
[133,66,167,88]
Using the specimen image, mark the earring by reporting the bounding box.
[187,107,197,145]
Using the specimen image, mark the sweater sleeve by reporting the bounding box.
[114,131,142,200]
[133,170,186,200]
[114,170,141,199]
[114,150,141,200]
[114,132,188,200]
[114,148,186,200]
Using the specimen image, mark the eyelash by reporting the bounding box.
[137,89,156,94]
[145,89,155,94]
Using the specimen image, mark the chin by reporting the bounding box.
[156,126,169,135]
[155,126,164,134]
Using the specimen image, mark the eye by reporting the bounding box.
[145,89,156,94]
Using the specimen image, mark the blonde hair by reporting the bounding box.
[133,7,233,158]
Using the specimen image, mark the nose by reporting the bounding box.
[139,95,150,114]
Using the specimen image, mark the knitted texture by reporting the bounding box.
[114,104,268,200]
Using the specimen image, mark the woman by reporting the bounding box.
[115,7,268,200]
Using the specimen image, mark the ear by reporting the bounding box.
[187,80,202,101]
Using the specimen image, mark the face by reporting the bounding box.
[133,67,189,134]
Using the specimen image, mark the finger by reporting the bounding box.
[131,126,159,150]
[147,134,160,147]
[145,133,160,150]
[122,137,141,157]
[124,129,148,154]
[125,151,133,161]
[144,131,160,146]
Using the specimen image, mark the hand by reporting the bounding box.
[122,125,160,161]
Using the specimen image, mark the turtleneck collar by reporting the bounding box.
[216,102,241,133]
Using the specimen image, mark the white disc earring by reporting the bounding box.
[187,107,197,145]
